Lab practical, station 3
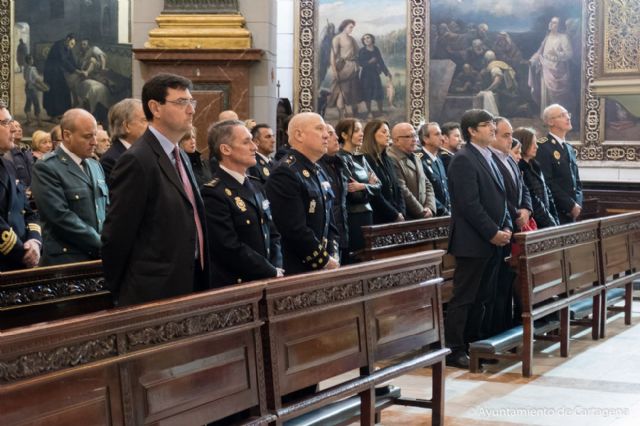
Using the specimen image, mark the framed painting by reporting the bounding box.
[428,0,587,141]
[5,0,132,136]
[294,0,429,127]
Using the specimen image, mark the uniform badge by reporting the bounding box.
[262,199,270,210]
[309,199,316,214]
[263,167,270,177]
[553,150,561,160]
[303,170,311,178]
[225,188,232,196]
[235,197,247,212]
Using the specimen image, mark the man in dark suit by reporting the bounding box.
[247,123,276,184]
[439,122,462,171]
[102,73,209,306]
[489,117,532,334]
[202,120,283,286]
[417,122,450,216]
[445,109,512,369]
[100,98,147,182]
[536,103,583,224]
[0,103,42,271]
[31,108,108,266]
[265,112,340,274]
[4,120,34,189]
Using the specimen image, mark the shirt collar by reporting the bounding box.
[219,164,246,185]
[60,143,84,167]
[119,138,131,149]
[256,151,271,163]
[549,132,565,145]
[148,125,177,159]
[424,149,438,161]
[488,146,509,160]
[470,142,493,163]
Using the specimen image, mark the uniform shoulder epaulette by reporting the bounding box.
[284,155,296,166]
[537,136,548,144]
[246,175,260,182]
[204,178,220,188]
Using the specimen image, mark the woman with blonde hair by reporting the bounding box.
[31,130,53,161]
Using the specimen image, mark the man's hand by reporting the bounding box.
[276,268,285,277]
[515,209,531,229]
[22,239,41,268]
[571,204,582,218]
[423,208,433,218]
[324,256,340,270]
[490,230,512,247]
[396,213,405,222]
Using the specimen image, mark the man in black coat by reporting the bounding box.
[202,120,282,286]
[247,124,276,184]
[265,112,340,274]
[100,98,148,182]
[43,34,82,120]
[536,103,583,224]
[0,104,41,271]
[445,109,512,369]
[417,122,450,216]
[102,73,209,306]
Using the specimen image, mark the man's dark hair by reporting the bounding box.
[208,119,245,161]
[251,123,271,140]
[460,109,494,142]
[418,122,439,145]
[141,73,193,121]
[441,122,460,137]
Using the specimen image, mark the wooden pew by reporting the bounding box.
[261,251,449,426]
[469,220,603,377]
[0,283,273,425]
[597,211,640,337]
[359,217,455,302]
[0,260,112,329]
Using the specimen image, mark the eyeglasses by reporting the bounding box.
[477,120,496,128]
[551,112,571,119]
[398,133,418,140]
[0,119,12,127]
[164,98,198,109]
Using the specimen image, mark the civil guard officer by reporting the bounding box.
[202,120,283,287]
[265,112,340,274]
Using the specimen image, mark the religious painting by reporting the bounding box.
[604,100,640,143]
[295,0,428,127]
[429,0,583,140]
[9,0,132,136]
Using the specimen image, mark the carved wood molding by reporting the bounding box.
[0,335,117,383]
[372,226,449,249]
[367,266,437,292]
[125,304,254,351]
[0,278,106,308]
[0,0,9,106]
[600,219,640,238]
[273,281,364,313]
[524,229,597,255]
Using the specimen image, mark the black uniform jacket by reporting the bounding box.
[202,169,282,287]
[265,149,339,274]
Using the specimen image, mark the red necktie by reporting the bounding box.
[173,147,204,269]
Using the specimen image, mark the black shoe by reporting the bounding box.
[446,351,470,369]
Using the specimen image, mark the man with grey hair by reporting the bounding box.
[202,119,282,287]
[100,98,147,181]
[536,103,582,223]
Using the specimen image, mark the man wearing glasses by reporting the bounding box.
[536,103,582,224]
[0,103,41,271]
[445,109,512,369]
[387,122,436,219]
[102,73,209,306]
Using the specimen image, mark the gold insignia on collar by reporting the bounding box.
[263,167,270,176]
[416,152,423,159]
[225,188,232,196]
[303,170,310,178]
[537,137,548,144]
[235,196,247,212]
[553,150,561,160]
[309,199,316,214]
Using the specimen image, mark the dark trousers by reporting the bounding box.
[445,249,501,352]
[490,245,516,335]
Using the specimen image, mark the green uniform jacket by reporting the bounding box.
[31,146,108,265]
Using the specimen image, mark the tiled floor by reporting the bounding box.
[342,299,640,425]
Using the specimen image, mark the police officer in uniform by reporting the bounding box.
[202,120,283,287]
[0,103,42,270]
[247,124,276,184]
[417,122,450,216]
[265,112,340,274]
[536,104,582,224]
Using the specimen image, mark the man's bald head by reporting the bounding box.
[61,109,98,159]
[391,122,418,154]
[287,112,328,162]
[218,110,239,122]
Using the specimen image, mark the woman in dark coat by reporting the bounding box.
[360,119,405,224]
[358,34,392,117]
[179,127,212,188]
[336,118,381,263]
[514,127,559,228]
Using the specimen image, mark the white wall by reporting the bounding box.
[276,0,294,103]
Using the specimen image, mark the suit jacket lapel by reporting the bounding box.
[469,145,503,191]
[220,169,259,210]
[145,131,190,204]
[56,148,90,185]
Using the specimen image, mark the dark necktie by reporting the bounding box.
[173,147,204,269]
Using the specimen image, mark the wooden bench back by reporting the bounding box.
[598,211,640,282]
[512,220,601,309]
[262,251,444,399]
